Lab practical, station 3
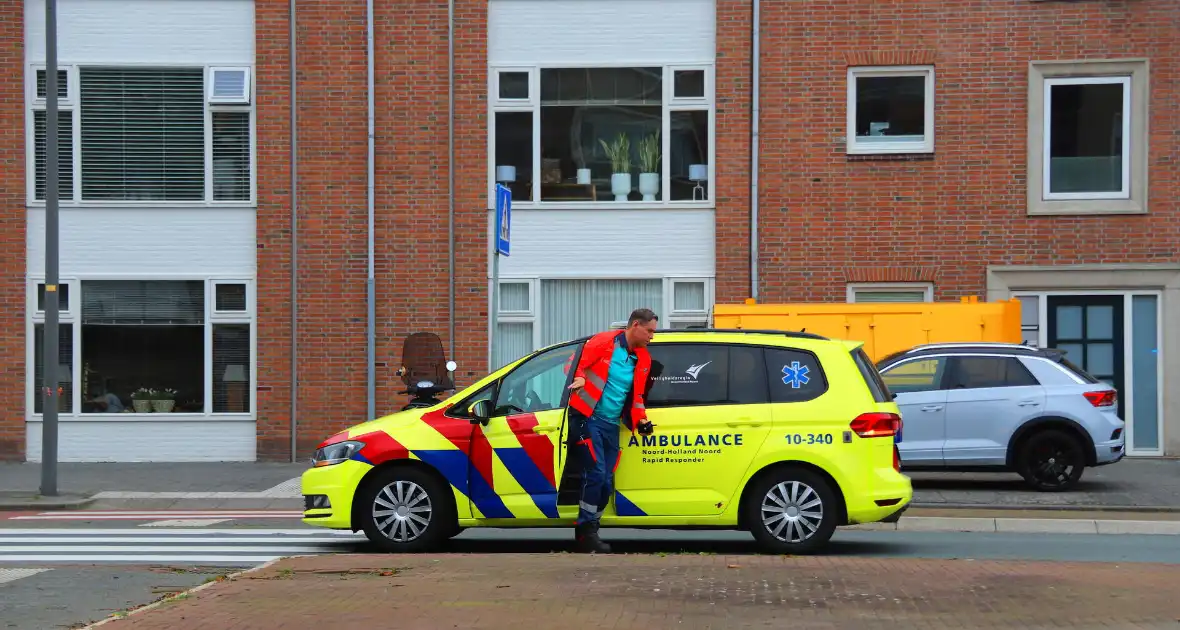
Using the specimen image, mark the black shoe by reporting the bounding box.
[574,522,611,554]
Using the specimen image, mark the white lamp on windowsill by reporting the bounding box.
[495,165,516,183]
[689,164,708,201]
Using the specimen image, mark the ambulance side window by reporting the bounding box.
[645,343,767,408]
[494,343,579,414]
[765,348,828,403]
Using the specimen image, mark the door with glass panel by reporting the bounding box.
[1047,296,1125,420]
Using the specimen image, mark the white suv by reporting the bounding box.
[876,343,1126,491]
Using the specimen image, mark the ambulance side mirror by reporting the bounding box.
[470,399,491,426]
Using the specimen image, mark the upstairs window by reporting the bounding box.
[491,65,713,206]
[29,65,254,204]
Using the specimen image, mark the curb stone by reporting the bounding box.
[911,501,1180,514]
[845,516,1180,535]
[79,557,287,629]
[0,491,95,511]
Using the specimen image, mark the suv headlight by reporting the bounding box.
[311,440,365,467]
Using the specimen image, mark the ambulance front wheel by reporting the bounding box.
[358,466,455,553]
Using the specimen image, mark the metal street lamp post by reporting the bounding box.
[40,0,61,496]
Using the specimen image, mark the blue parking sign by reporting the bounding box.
[495,184,511,257]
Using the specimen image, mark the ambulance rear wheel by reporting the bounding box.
[745,467,838,555]
[358,466,454,553]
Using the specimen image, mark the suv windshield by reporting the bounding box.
[851,347,892,403]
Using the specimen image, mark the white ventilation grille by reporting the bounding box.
[209,67,250,104]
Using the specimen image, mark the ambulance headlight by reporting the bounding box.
[311,440,365,467]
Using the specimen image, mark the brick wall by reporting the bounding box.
[714,0,753,305]
[719,0,1179,305]
[255,0,489,460]
[0,0,23,460]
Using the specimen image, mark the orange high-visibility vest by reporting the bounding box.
[568,330,652,430]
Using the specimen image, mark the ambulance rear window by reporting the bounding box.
[852,348,892,403]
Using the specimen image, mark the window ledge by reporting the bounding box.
[847,152,935,163]
[1027,198,1146,216]
[27,413,255,423]
[26,201,258,209]
[505,201,715,211]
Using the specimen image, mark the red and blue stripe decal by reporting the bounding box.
[358,408,643,520]
[614,491,646,516]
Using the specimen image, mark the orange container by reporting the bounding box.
[711,296,1023,361]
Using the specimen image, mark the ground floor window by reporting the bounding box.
[846,282,933,303]
[491,277,711,369]
[29,279,254,416]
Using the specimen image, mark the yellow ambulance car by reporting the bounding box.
[301,329,912,554]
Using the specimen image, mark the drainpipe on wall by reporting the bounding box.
[750,0,761,302]
[365,0,377,422]
[289,0,299,462]
[447,0,456,364]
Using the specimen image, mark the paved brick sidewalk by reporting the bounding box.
[92,553,1180,629]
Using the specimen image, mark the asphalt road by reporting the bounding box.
[4,525,1180,629]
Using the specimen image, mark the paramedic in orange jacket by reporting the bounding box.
[567,308,658,553]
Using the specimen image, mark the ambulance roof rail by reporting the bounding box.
[655,327,829,341]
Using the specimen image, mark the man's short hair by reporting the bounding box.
[628,308,658,327]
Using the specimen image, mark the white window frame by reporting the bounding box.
[666,278,712,329]
[207,66,252,105]
[846,282,934,303]
[846,65,935,155]
[489,278,539,370]
[1026,59,1149,216]
[26,64,77,205]
[1041,75,1131,202]
[25,62,257,207]
[487,63,716,209]
[26,276,257,421]
[488,277,715,368]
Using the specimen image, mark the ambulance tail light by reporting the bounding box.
[851,412,902,439]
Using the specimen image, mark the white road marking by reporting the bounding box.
[12,511,303,520]
[0,527,364,566]
[140,519,233,527]
[92,477,304,500]
[0,568,51,585]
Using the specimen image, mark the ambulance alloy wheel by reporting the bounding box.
[745,467,839,555]
[358,466,455,553]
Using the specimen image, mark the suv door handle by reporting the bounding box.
[920,405,944,412]
[1017,400,1041,407]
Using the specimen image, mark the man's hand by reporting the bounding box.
[637,420,655,436]
[568,376,586,390]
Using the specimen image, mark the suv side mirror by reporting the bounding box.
[470,399,491,425]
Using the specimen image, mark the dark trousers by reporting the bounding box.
[574,414,620,526]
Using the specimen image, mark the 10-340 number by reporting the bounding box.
[785,433,834,445]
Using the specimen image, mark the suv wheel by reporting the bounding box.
[1016,429,1086,492]
[358,466,454,553]
[745,467,839,555]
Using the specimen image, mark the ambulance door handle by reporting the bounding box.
[533,425,558,434]
[727,418,763,428]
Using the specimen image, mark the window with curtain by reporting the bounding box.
[80,280,206,413]
[539,279,664,346]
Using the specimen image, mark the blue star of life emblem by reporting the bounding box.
[782,361,810,389]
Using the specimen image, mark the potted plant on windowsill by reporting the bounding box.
[637,129,661,202]
[131,388,155,413]
[599,132,632,201]
[152,388,178,413]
